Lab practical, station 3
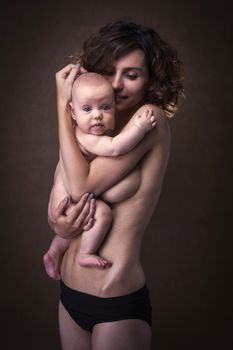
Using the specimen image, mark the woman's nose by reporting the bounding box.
[110,74,123,91]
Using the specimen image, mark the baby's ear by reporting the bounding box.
[69,102,76,120]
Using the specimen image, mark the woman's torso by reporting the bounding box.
[61,162,161,297]
[60,111,170,297]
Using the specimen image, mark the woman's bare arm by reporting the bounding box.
[55,64,90,200]
[55,65,164,200]
[48,163,96,238]
[59,102,163,201]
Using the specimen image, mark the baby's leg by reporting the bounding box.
[79,199,112,269]
[43,235,71,280]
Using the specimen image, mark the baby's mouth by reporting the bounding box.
[91,123,104,128]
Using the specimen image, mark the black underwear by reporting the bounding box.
[60,280,152,332]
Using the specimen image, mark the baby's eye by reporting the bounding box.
[82,105,92,112]
[101,104,111,111]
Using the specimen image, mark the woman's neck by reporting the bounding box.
[115,104,141,133]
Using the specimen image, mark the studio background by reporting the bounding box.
[1,0,232,348]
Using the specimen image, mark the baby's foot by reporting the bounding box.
[43,250,62,280]
[78,253,112,269]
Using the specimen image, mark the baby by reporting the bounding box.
[44,72,156,279]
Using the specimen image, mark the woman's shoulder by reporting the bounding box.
[136,103,166,124]
[136,104,169,140]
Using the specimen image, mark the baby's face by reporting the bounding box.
[71,83,115,135]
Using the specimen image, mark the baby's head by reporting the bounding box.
[70,72,115,135]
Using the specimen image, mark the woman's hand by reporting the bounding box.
[48,193,96,239]
[55,63,87,106]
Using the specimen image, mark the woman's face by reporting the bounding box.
[104,49,149,114]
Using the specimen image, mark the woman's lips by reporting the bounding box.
[115,94,128,102]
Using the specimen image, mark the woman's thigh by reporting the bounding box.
[58,301,91,350]
[92,319,151,350]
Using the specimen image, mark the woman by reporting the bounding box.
[48,20,183,350]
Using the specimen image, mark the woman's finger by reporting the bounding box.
[54,197,70,217]
[72,198,92,228]
[89,198,96,219]
[65,193,89,224]
[56,64,75,79]
[83,218,95,231]
[82,198,96,227]
[80,66,88,74]
[65,65,81,84]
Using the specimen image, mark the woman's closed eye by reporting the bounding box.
[125,73,138,80]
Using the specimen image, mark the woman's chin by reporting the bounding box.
[115,102,132,113]
[115,102,125,111]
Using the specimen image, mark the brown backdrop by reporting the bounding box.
[1,0,232,348]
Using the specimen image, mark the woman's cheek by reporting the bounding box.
[132,79,147,93]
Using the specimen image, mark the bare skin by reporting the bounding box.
[44,72,155,275]
[78,199,113,269]
[51,105,170,350]
[44,191,96,279]
[59,301,151,350]
[43,235,69,280]
[50,50,171,349]
[58,105,170,295]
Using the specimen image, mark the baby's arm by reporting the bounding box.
[55,65,160,201]
[78,109,156,157]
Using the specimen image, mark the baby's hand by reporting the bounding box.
[133,109,156,133]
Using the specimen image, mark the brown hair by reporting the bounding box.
[71,20,184,118]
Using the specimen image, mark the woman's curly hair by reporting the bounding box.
[71,20,184,118]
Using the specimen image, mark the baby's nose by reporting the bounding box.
[93,109,103,119]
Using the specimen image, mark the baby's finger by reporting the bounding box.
[141,110,148,118]
[150,115,155,122]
